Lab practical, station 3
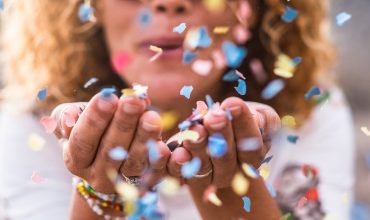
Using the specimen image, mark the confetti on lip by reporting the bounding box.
[241,163,259,179]
[83,77,99,89]
[287,135,299,144]
[181,157,202,179]
[261,79,285,100]
[182,50,198,64]
[28,133,46,151]
[78,2,94,23]
[222,41,247,68]
[111,52,132,73]
[192,59,213,76]
[234,79,247,96]
[173,22,187,34]
[40,116,57,134]
[232,172,250,196]
[109,146,127,161]
[31,171,46,184]
[304,86,321,100]
[208,133,227,158]
[149,45,163,62]
[336,12,352,26]
[361,127,370,136]
[242,196,251,212]
[281,6,298,23]
[180,85,194,99]
[37,87,48,101]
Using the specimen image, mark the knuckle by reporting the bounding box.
[83,107,109,128]
[114,117,137,134]
[69,132,94,156]
[123,157,146,174]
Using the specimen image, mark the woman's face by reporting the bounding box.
[99,0,246,110]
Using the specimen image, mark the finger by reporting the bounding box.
[167,147,192,178]
[203,105,237,188]
[182,124,212,186]
[51,102,87,139]
[65,92,118,171]
[220,97,267,168]
[120,111,162,177]
[247,102,281,139]
[93,96,147,174]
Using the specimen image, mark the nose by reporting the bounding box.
[150,0,192,16]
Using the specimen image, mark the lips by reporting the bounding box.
[140,36,185,58]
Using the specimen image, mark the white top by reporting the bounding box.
[0,88,355,220]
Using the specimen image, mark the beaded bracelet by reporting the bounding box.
[74,178,125,220]
[80,179,124,204]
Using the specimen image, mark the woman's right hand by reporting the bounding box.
[51,91,171,193]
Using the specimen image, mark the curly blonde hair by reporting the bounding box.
[0,0,335,122]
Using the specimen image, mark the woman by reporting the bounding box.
[0,0,354,219]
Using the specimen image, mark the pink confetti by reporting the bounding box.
[250,59,267,84]
[233,25,250,44]
[31,171,46,184]
[238,0,252,23]
[192,59,213,76]
[40,116,57,134]
[212,49,227,69]
[111,52,132,73]
[235,70,246,80]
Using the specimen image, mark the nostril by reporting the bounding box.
[156,5,167,13]
[175,5,186,14]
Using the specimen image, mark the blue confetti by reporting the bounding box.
[173,22,187,34]
[234,79,247,96]
[83,77,99,89]
[197,26,213,48]
[225,109,233,121]
[336,12,352,26]
[178,120,192,131]
[109,147,127,161]
[208,133,227,158]
[205,95,214,109]
[78,3,94,22]
[222,70,240,82]
[262,155,273,164]
[182,50,198,64]
[304,86,321,100]
[261,79,285,100]
[287,135,299,144]
[265,182,277,197]
[242,196,251,213]
[37,87,48,101]
[180,85,193,99]
[181,157,201,178]
[100,88,116,98]
[146,139,160,162]
[0,0,4,10]
[282,6,298,23]
[222,41,247,68]
[292,57,302,65]
[137,8,152,26]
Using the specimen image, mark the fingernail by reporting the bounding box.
[97,98,114,112]
[228,106,242,117]
[191,136,206,144]
[142,121,160,132]
[209,121,226,130]
[122,101,142,114]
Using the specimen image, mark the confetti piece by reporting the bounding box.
[28,134,46,151]
[360,127,370,136]
[179,130,200,143]
[287,135,299,144]
[238,137,261,151]
[259,164,270,180]
[31,171,46,184]
[161,111,178,131]
[222,70,240,82]
[233,24,250,44]
[225,109,233,121]
[116,182,139,201]
[192,59,213,76]
[315,90,331,105]
[241,163,259,179]
[100,88,116,98]
[262,155,273,164]
[112,52,132,73]
[208,133,227,157]
[341,192,349,204]
[158,177,180,195]
[250,59,267,84]
[282,6,298,23]
[336,12,352,26]
[0,0,3,11]
[37,87,48,101]
[292,57,302,65]
[149,45,163,62]
[137,8,152,26]
[147,139,160,162]
[265,181,277,197]
[180,85,193,99]
[181,157,201,178]
[212,49,227,69]
[40,116,57,134]
[207,192,223,207]
[184,26,213,49]
[222,41,247,68]
[242,196,251,212]
[304,86,321,100]
[78,2,94,22]
[231,172,250,196]
[234,79,247,96]
[202,0,226,13]
[261,79,285,100]
[205,95,214,109]
[109,146,128,161]
[197,26,213,48]
[213,26,229,34]
[173,22,187,34]
[281,115,296,128]
[83,77,99,88]
[274,54,296,78]
[183,50,198,64]
[178,120,192,131]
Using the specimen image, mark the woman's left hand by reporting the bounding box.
[167,97,281,188]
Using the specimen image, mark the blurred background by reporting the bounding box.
[331,0,370,218]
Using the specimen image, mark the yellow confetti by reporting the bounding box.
[281,115,296,128]
[208,192,223,206]
[158,177,180,195]
[115,182,139,201]
[241,163,258,179]
[274,54,296,78]
[149,45,163,53]
[361,126,370,136]
[28,133,46,151]
[259,164,270,180]
[213,26,229,34]
[341,192,349,204]
[124,200,137,216]
[121,88,136,97]
[161,111,179,131]
[202,0,226,13]
[178,130,200,144]
[184,27,201,50]
[231,172,250,196]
